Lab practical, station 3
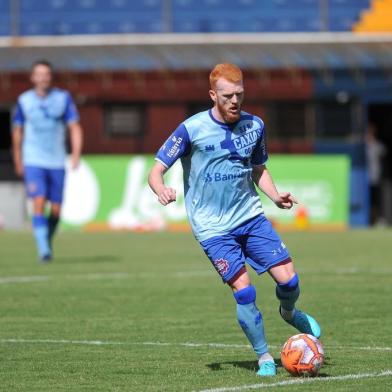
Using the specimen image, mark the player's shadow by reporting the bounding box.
[207,358,283,372]
[55,254,120,263]
[207,358,331,377]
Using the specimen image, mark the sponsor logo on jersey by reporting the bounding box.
[205,144,215,152]
[204,171,247,183]
[232,128,262,150]
[166,136,183,158]
[213,258,230,276]
[204,173,213,183]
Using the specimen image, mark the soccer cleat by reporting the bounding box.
[40,254,52,263]
[281,307,321,338]
[256,361,277,376]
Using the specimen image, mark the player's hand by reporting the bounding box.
[157,187,176,206]
[14,160,24,177]
[274,192,298,209]
[71,156,80,170]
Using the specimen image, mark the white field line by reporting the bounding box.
[70,272,129,280]
[0,338,391,352]
[0,276,50,284]
[196,370,392,392]
[0,339,254,348]
[296,267,392,274]
[0,270,214,284]
[1,266,392,286]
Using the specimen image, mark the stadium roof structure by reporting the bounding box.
[1,32,392,72]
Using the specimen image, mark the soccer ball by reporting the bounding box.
[280,333,324,376]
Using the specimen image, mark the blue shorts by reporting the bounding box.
[200,214,291,283]
[24,165,65,204]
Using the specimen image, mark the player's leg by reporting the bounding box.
[24,166,51,261]
[48,202,61,248]
[244,214,320,338]
[228,269,276,376]
[269,260,321,338]
[200,233,276,377]
[47,168,65,251]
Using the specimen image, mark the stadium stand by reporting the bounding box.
[0,0,371,36]
[0,0,391,227]
[0,0,10,36]
[354,0,392,32]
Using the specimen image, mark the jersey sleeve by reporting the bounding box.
[155,124,191,168]
[251,123,268,166]
[63,92,80,123]
[12,101,25,126]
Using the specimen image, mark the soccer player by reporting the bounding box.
[12,60,83,262]
[148,63,321,376]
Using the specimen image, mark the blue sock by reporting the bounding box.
[32,215,51,258]
[48,215,59,247]
[234,285,268,356]
[276,273,300,316]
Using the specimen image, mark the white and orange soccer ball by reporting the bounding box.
[280,333,324,376]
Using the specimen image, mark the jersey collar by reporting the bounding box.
[208,109,242,129]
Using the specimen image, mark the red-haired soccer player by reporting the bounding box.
[149,64,321,376]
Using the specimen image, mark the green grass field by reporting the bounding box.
[0,229,391,391]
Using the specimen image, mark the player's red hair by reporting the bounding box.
[209,63,243,90]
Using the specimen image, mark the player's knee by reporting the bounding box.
[279,273,299,291]
[227,267,250,290]
[33,197,46,215]
[234,285,256,305]
[276,273,300,300]
[50,204,62,217]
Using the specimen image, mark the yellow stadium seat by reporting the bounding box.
[354,0,392,32]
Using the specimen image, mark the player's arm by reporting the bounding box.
[252,164,298,210]
[64,92,83,169]
[148,162,177,206]
[68,121,83,169]
[148,123,191,206]
[250,122,297,210]
[12,125,24,177]
[12,101,25,177]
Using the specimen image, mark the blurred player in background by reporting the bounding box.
[366,122,386,225]
[149,63,321,376]
[12,60,83,262]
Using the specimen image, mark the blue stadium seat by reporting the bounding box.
[172,19,201,32]
[8,0,372,35]
[0,0,10,11]
[0,17,10,36]
[0,0,10,35]
[21,0,162,12]
[20,21,50,35]
[330,0,369,5]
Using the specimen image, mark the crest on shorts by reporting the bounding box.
[213,258,229,275]
[28,181,37,194]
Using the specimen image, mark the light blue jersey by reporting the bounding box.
[13,88,79,169]
[156,109,268,242]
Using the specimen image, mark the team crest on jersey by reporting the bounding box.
[220,123,263,162]
[213,258,230,275]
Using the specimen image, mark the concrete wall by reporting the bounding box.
[0,182,26,229]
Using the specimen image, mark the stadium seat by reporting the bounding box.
[354,0,392,32]
[0,17,10,36]
[0,0,10,35]
[5,0,373,35]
